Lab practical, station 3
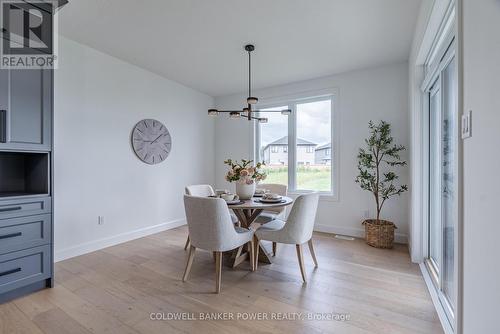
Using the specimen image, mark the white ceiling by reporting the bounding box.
[59,0,421,97]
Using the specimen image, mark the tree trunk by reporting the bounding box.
[375,149,381,223]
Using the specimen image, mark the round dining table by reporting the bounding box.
[226,196,294,267]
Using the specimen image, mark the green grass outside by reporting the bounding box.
[263,166,331,192]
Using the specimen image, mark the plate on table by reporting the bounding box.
[257,198,284,204]
[226,200,245,205]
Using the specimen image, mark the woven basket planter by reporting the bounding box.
[362,219,396,249]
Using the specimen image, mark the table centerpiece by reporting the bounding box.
[224,159,267,200]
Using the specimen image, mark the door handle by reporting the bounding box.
[0,110,6,143]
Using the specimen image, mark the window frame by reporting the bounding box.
[254,89,339,200]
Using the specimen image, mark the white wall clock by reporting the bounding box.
[131,119,172,165]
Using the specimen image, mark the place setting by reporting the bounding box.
[254,191,286,204]
[212,189,245,205]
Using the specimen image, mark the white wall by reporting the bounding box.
[214,63,410,242]
[462,0,500,332]
[54,37,214,261]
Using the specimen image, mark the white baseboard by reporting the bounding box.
[55,220,407,262]
[314,224,408,244]
[54,218,187,262]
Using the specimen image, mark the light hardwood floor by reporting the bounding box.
[0,226,443,334]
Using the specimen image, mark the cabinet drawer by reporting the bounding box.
[0,245,51,294]
[0,214,51,254]
[0,197,51,220]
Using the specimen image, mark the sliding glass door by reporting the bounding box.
[440,51,457,311]
[426,42,457,325]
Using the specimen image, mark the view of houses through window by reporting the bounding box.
[257,98,333,193]
[259,106,289,188]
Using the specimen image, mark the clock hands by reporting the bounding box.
[137,134,164,143]
[150,134,163,144]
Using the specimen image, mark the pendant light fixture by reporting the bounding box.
[208,44,291,122]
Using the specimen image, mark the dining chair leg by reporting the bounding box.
[296,244,307,283]
[184,236,191,250]
[254,238,260,270]
[272,242,277,256]
[182,245,196,281]
[308,239,318,268]
[248,239,255,272]
[232,246,244,268]
[215,251,222,293]
[213,251,216,262]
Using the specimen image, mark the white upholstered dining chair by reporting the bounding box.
[184,184,239,250]
[254,192,320,283]
[182,195,255,293]
[254,183,288,256]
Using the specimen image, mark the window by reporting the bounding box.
[258,106,289,186]
[256,95,335,195]
[296,99,332,192]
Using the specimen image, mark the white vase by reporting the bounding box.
[235,182,256,200]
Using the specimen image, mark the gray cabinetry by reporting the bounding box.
[0,2,57,303]
[0,66,53,302]
[0,245,51,295]
[0,69,52,151]
[0,197,52,303]
[0,214,52,254]
[0,197,51,220]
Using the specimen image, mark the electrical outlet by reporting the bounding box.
[98,216,105,225]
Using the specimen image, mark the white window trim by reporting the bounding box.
[253,88,339,201]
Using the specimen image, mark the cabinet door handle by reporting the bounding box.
[0,232,22,240]
[0,268,21,277]
[0,206,22,213]
[0,110,6,143]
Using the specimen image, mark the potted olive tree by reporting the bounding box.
[355,121,408,248]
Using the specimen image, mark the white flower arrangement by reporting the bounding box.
[224,159,267,185]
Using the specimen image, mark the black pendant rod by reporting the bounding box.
[245,44,256,121]
[248,48,252,120]
[248,49,251,99]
